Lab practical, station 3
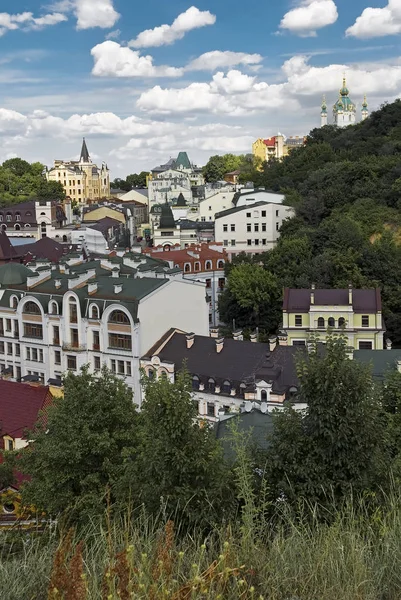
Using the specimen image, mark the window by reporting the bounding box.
[94,356,101,371]
[71,329,79,348]
[192,375,200,390]
[261,389,268,401]
[207,402,215,417]
[6,439,14,452]
[262,223,266,232]
[262,239,267,245]
[90,305,99,319]
[67,355,77,370]
[55,351,61,365]
[11,296,18,309]
[6,214,11,222]
[359,341,373,350]
[276,210,279,217]
[206,279,211,288]
[15,344,20,357]
[41,222,47,238]
[201,216,206,222]
[110,359,116,373]
[69,300,78,323]
[295,315,302,327]
[6,319,11,332]
[207,378,215,393]
[7,343,12,355]
[247,239,252,246]
[16,366,21,380]
[328,317,335,328]
[317,317,325,328]
[23,301,41,315]
[118,360,125,375]
[247,224,252,232]
[254,224,259,232]
[194,262,200,271]
[108,334,132,351]
[223,240,228,246]
[109,310,129,324]
[230,224,235,232]
[93,331,100,351]
[338,317,346,327]
[53,325,60,345]
[26,347,30,360]
[205,261,212,270]
[262,210,266,217]
[0,342,4,354]
[276,223,279,231]
[223,224,228,232]
[222,380,231,394]
[23,323,43,339]
[184,264,191,273]
[126,362,132,376]
[240,383,246,397]
[49,301,58,315]
[148,368,155,380]
[231,240,235,246]
[293,340,306,346]
[246,212,251,218]
[254,239,259,246]
[362,315,370,327]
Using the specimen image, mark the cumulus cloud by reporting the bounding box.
[91,41,183,78]
[0,11,67,36]
[129,6,216,48]
[346,0,401,39]
[186,50,263,71]
[279,0,338,37]
[45,0,120,30]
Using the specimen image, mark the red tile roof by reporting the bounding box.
[263,137,277,147]
[0,381,52,443]
[144,243,228,265]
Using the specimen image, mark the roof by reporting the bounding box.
[263,137,277,147]
[159,204,176,229]
[175,152,191,170]
[0,232,19,261]
[216,411,274,459]
[143,331,299,395]
[80,137,90,162]
[0,381,52,441]
[89,217,122,233]
[19,237,71,263]
[0,263,34,285]
[175,193,187,207]
[225,170,241,176]
[354,349,401,380]
[215,201,270,219]
[283,288,382,314]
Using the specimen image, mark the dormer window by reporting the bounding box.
[23,301,41,315]
[90,305,99,319]
[11,296,18,309]
[261,390,268,402]
[207,378,216,393]
[328,317,335,328]
[192,375,200,390]
[49,301,58,315]
[222,380,231,394]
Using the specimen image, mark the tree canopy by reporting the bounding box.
[111,171,149,191]
[0,158,65,206]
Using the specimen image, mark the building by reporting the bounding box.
[0,231,22,265]
[282,285,385,350]
[197,189,236,223]
[215,201,294,258]
[83,203,136,246]
[46,138,110,204]
[141,329,300,422]
[148,152,204,208]
[151,204,215,249]
[143,243,228,325]
[224,170,241,185]
[0,199,70,241]
[0,252,209,407]
[118,188,148,205]
[321,77,369,128]
[233,189,286,208]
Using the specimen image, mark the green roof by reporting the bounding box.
[159,203,176,229]
[354,349,401,380]
[175,152,191,170]
[175,193,187,207]
[216,411,274,462]
[0,263,34,286]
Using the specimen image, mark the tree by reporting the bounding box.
[121,370,235,527]
[36,180,66,201]
[2,158,31,177]
[21,367,138,522]
[264,335,387,507]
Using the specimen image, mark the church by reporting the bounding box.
[321,77,368,128]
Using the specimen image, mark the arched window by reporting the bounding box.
[11,296,18,309]
[217,260,225,269]
[328,317,335,328]
[160,371,168,380]
[49,301,58,315]
[240,383,246,398]
[23,301,41,315]
[25,224,30,228]
[6,213,12,222]
[69,299,78,323]
[338,317,346,328]
[222,380,231,394]
[41,222,47,238]
[25,211,32,217]
[109,310,130,324]
[192,375,200,390]
[148,368,155,380]
[194,262,200,271]
[14,224,20,231]
[40,212,46,216]
[62,235,67,242]
[1,224,7,231]
[184,263,191,273]
[0,214,3,222]
[91,305,99,319]
[15,213,21,222]
[317,317,325,328]
[207,378,216,393]
[261,390,268,402]
[205,260,212,270]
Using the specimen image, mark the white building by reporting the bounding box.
[215,201,294,258]
[235,189,285,207]
[321,77,369,128]
[148,152,204,208]
[0,253,209,407]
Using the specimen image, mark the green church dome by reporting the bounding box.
[0,263,34,286]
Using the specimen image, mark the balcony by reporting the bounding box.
[62,343,87,352]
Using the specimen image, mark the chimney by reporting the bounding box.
[112,268,120,278]
[210,327,219,339]
[278,331,288,347]
[269,336,277,352]
[311,283,315,305]
[55,279,61,289]
[386,338,393,350]
[114,283,123,295]
[216,337,224,353]
[397,359,401,373]
[348,283,353,306]
[250,332,258,343]
[186,333,195,349]
[88,281,98,295]
[233,329,243,342]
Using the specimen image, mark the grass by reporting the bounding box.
[1,494,401,599]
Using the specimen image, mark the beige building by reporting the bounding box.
[252,135,306,164]
[46,138,110,204]
[282,285,385,350]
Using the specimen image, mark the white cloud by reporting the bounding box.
[211,70,256,94]
[45,0,120,30]
[129,6,216,48]
[91,41,183,78]
[279,0,338,37]
[186,50,263,71]
[346,0,401,39]
[105,28,121,40]
[0,11,67,35]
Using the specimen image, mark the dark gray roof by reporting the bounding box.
[0,263,34,285]
[159,204,176,229]
[216,411,274,459]
[283,288,382,313]
[354,349,401,380]
[179,220,214,231]
[215,201,269,220]
[80,137,90,162]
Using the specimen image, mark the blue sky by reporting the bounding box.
[0,0,399,176]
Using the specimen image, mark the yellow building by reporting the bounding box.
[282,285,385,350]
[252,135,306,165]
[46,138,110,204]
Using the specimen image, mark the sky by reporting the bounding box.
[0,0,400,177]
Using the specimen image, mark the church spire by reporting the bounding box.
[80,137,90,163]
[321,94,328,127]
[361,94,369,121]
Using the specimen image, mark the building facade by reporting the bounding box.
[148,152,204,208]
[0,199,70,241]
[215,201,294,258]
[282,286,385,350]
[46,139,110,204]
[252,136,305,164]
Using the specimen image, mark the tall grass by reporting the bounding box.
[2,492,401,599]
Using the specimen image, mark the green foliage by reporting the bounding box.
[21,367,138,522]
[121,370,235,527]
[0,450,17,489]
[111,171,148,191]
[0,158,65,206]
[202,154,255,183]
[264,335,388,506]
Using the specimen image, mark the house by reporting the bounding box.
[46,138,110,203]
[215,201,294,258]
[252,136,306,164]
[83,203,136,246]
[0,252,209,407]
[148,152,204,207]
[224,170,241,185]
[143,243,228,325]
[197,189,236,223]
[141,329,301,422]
[234,189,286,207]
[282,285,385,350]
[0,199,70,241]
